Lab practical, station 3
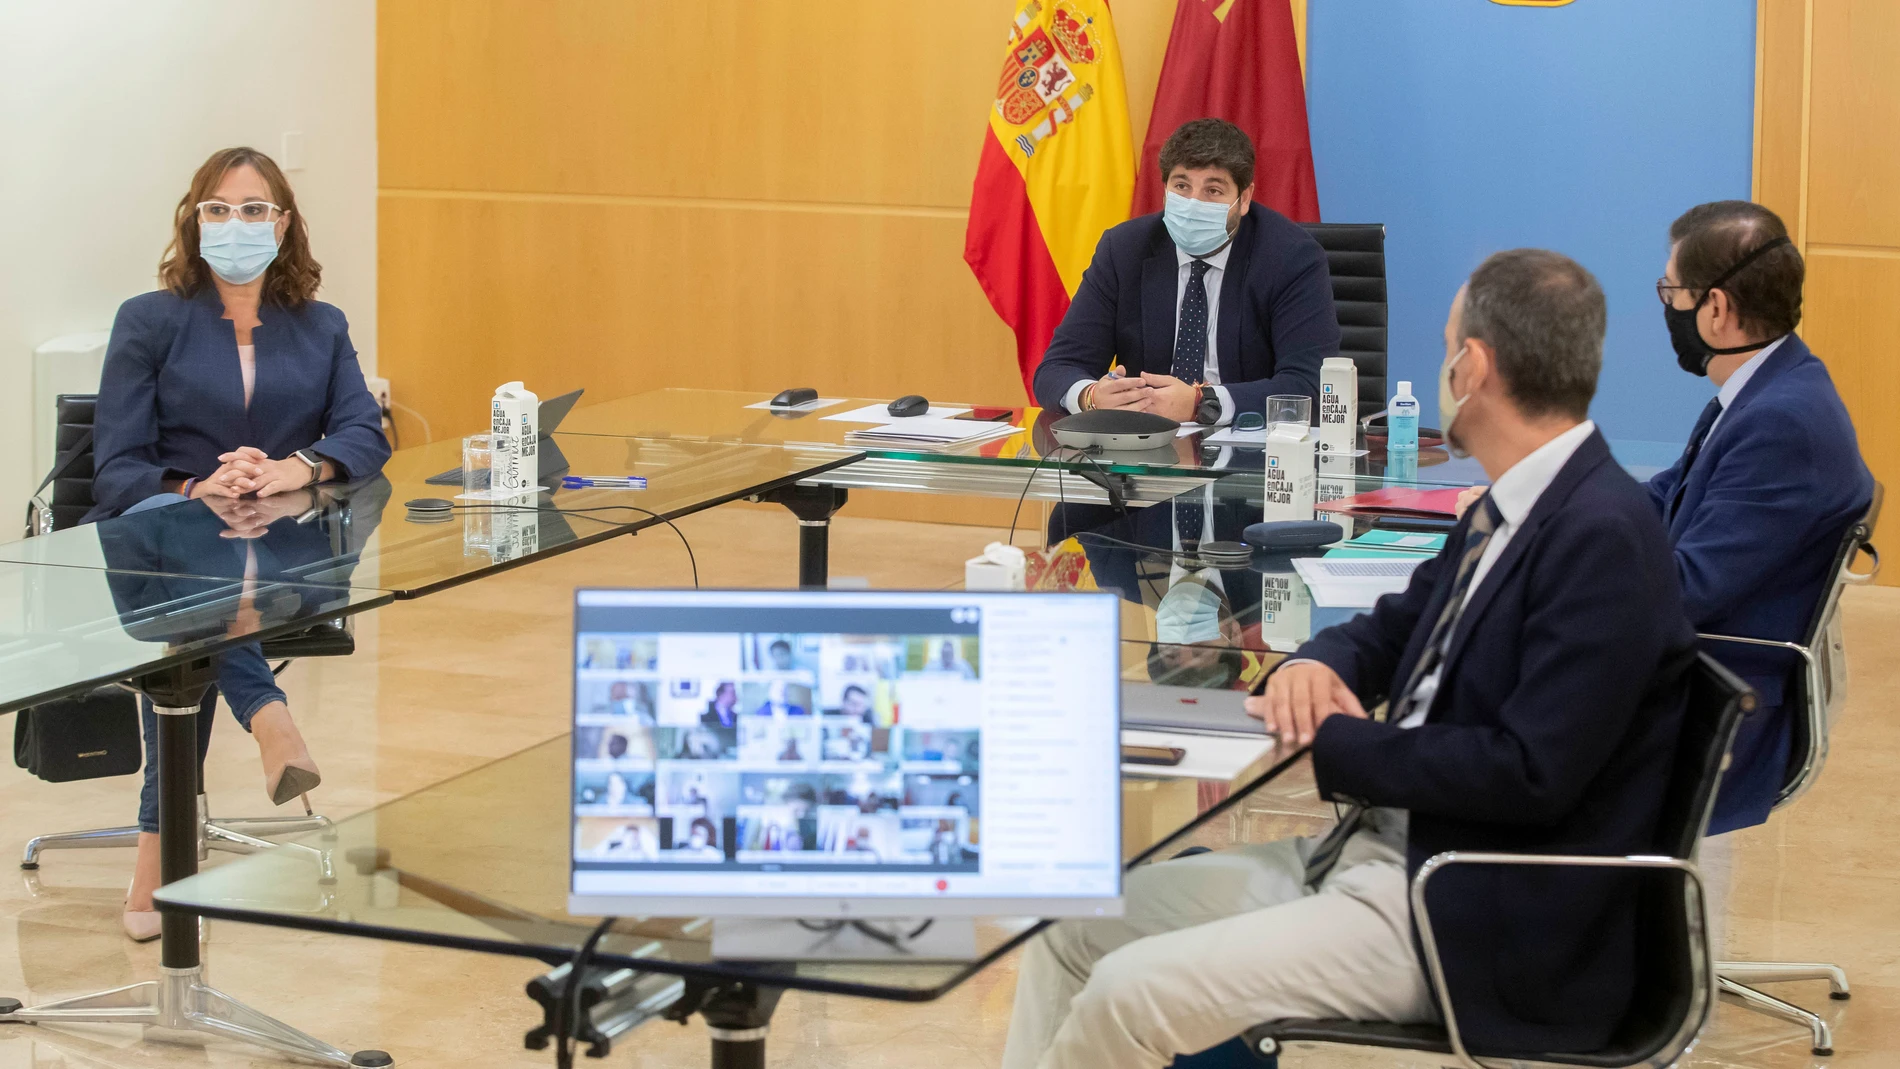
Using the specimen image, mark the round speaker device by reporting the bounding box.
[404,497,455,523]
[1050,409,1181,450]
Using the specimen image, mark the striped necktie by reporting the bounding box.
[1301,496,1504,887]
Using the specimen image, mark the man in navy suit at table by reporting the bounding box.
[1005,250,1697,1069]
[1650,201,1873,838]
[1030,118,1338,427]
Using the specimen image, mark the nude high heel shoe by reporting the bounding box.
[123,883,160,943]
[266,760,322,807]
[251,702,322,806]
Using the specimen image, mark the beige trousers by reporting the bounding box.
[1002,829,1438,1069]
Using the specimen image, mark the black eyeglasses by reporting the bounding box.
[1655,278,1697,306]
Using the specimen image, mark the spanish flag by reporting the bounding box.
[964,0,1134,397]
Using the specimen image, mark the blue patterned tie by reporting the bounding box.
[1173,260,1212,383]
[1174,491,1204,551]
[1667,398,1724,522]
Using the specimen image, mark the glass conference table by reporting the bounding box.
[8,389,1688,1064]
[137,475,1453,1066]
[0,434,865,1066]
[152,667,1310,1069]
[558,388,1686,586]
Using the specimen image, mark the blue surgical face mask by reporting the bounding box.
[200,219,279,285]
[1156,575,1227,645]
[1163,191,1236,257]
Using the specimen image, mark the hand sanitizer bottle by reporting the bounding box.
[1388,380,1419,453]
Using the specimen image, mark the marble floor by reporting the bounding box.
[0,502,1894,1068]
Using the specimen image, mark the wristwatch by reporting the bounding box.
[292,449,327,486]
[1193,384,1222,426]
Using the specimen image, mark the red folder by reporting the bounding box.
[1316,486,1467,518]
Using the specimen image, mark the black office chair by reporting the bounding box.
[1298,223,1386,414]
[1700,482,1881,1055]
[21,393,348,876]
[1187,654,1750,1069]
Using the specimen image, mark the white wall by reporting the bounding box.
[0,0,376,516]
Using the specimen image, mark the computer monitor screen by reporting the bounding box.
[568,589,1122,918]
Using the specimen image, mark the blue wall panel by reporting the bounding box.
[1304,0,1756,440]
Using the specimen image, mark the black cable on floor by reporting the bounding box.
[556,915,619,1069]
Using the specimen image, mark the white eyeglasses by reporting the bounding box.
[197,200,284,224]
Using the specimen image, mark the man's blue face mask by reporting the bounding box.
[1163,191,1236,258]
[1156,575,1227,645]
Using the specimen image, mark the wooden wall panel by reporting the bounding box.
[1752,0,1807,234]
[1802,251,1900,507]
[379,193,1019,444]
[1757,0,1900,582]
[1804,0,1900,247]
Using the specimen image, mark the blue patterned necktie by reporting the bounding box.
[1301,495,1504,886]
[1174,491,1204,551]
[1667,398,1724,522]
[1173,259,1212,383]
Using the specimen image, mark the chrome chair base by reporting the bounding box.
[22,795,336,884]
[1716,960,1850,1056]
[0,965,390,1066]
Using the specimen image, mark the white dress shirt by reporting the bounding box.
[1395,419,1597,727]
[1062,239,1237,424]
[1706,335,1784,439]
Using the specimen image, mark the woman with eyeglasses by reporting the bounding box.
[90,146,389,941]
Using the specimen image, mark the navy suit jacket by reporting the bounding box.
[1296,429,1697,1055]
[1645,334,1872,832]
[88,289,391,521]
[1030,208,1338,416]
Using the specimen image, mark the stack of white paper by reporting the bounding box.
[843,417,1018,449]
[1291,556,1426,608]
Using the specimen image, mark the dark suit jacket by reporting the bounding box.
[1645,334,1872,832]
[1030,208,1338,416]
[89,289,391,521]
[1296,429,1697,1055]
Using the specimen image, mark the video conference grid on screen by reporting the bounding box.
[570,590,1121,905]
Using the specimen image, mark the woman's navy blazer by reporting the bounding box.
[88,288,391,521]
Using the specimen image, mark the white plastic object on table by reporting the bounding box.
[965,542,1027,591]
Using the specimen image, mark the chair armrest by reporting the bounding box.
[1694,631,1813,661]
[1846,542,1879,584]
[1409,851,1712,1069]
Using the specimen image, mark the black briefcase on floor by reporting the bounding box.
[12,686,142,782]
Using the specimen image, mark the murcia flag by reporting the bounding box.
[964,0,1134,397]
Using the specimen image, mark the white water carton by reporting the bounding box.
[1317,450,1357,510]
[1262,423,1316,522]
[491,381,540,494]
[1255,558,1313,652]
[1318,357,1358,453]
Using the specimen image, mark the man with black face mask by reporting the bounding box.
[1650,201,1871,846]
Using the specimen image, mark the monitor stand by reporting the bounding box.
[710,917,977,962]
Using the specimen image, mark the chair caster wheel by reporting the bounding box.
[1831,991,1851,1000]
[0,997,22,1014]
[351,1051,394,1067]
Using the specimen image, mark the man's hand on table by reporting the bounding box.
[1244,660,1366,748]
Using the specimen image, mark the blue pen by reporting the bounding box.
[562,475,647,489]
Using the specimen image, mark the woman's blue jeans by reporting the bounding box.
[126,493,289,832]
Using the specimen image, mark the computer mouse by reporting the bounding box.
[887,394,929,418]
[770,387,818,408]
